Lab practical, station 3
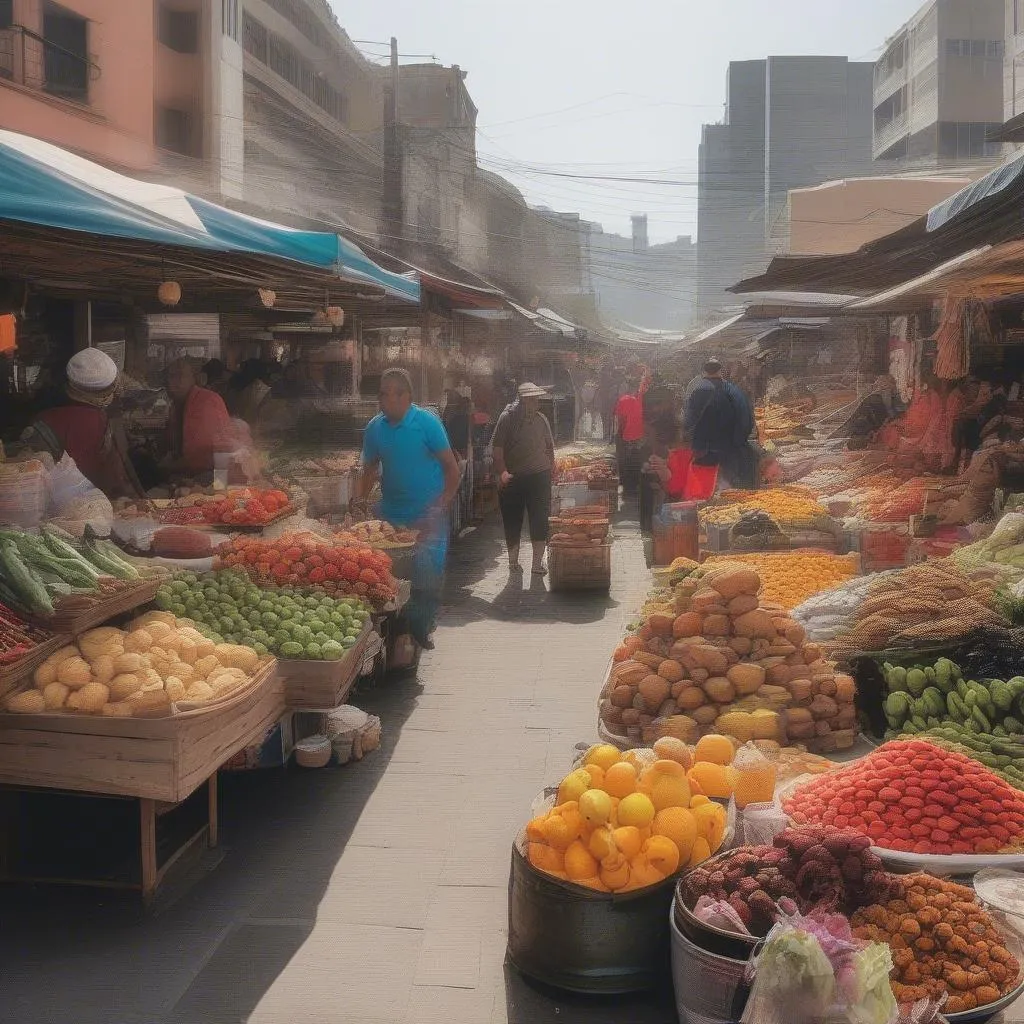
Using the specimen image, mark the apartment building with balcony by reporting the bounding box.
[873,0,1004,163]
[0,0,206,174]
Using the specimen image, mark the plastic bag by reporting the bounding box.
[733,742,778,810]
[45,454,113,537]
[693,895,752,936]
[740,800,789,847]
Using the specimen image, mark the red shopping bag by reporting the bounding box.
[665,448,719,501]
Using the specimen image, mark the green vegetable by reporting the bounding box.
[933,658,959,692]
[884,692,912,722]
[1005,716,1024,735]
[947,692,968,722]
[911,715,928,731]
[972,706,993,733]
[990,680,1015,712]
[922,687,945,716]
[80,528,139,580]
[906,668,927,697]
[885,664,908,692]
[0,541,54,616]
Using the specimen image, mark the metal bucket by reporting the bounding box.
[507,842,675,995]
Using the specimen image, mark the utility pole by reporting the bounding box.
[383,36,403,252]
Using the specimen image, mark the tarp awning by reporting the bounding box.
[0,130,420,303]
[507,301,580,336]
[926,152,1024,233]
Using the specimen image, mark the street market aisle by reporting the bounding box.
[0,507,676,1024]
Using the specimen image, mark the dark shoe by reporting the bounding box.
[413,632,436,651]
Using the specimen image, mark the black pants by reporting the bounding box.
[617,439,643,495]
[499,470,551,548]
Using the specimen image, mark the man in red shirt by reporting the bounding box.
[164,358,234,478]
[613,382,645,496]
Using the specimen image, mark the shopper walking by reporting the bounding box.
[359,368,462,650]
[492,382,555,576]
[683,357,756,493]
[613,380,645,496]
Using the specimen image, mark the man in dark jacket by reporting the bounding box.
[683,357,756,490]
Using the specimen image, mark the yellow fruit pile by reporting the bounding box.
[704,552,859,610]
[701,488,829,527]
[525,740,727,893]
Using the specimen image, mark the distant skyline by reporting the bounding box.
[331,0,927,242]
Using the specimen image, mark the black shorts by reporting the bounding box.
[499,470,552,546]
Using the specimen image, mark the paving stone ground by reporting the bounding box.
[0,505,678,1024]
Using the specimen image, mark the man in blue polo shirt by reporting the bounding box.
[359,368,461,650]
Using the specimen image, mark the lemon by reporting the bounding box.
[617,792,655,829]
[557,768,592,805]
[584,744,623,772]
[579,789,613,826]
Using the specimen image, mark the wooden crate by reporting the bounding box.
[549,543,612,593]
[0,661,285,803]
[0,634,72,704]
[280,623,371,710]
[28,577,163,636]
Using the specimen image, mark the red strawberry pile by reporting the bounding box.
[784,740,1024,855]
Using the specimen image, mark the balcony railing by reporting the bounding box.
[0,24,99,103]
[873,111,910,159]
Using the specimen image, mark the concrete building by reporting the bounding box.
[588,215,696,331]
[696,56,874,324]
[873,0,1004,163]
[1006,0,1024,122]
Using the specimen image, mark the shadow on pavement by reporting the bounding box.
[0,673,424,1024]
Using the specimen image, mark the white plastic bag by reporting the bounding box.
[45,454,113,537]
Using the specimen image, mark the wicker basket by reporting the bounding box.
[669,908,750,1024]
[294,734,332,769]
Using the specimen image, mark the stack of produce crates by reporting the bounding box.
[548,509,611,592]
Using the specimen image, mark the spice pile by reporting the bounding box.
[784,740,1024,855]
[701,488,830,528]
[851,873,1021,1012]
[0,601,53,666]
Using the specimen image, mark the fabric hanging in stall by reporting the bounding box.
[889,315,914,403]
[934,296,969,380]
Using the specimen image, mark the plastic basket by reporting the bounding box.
[669,907,750,1024]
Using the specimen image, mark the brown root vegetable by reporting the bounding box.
[611,686,634,708]
[703,614,731,637]
[703,677,736,704]
[676,686,706,712]
[727,662,766,695]
[638,674,671,710]
[658,660,685,683]
[705,567,761,600]
[672,613,703,639]
[809,694,840,720]
[691,704,720,728]
[728,636,754,657]
[734,610,777,639]
[615,662,648,687]
[727,594,760,616]
[834,674,856,703]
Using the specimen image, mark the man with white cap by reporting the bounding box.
[491,381,555,576]
[33,348,139,498]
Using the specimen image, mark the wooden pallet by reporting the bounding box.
[0,660,284,803]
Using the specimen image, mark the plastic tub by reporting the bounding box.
[669,907,749,1024]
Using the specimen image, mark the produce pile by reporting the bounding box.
[0,601,53,667]
[267,451,359,478]
[554,457,616,484]
[855,478,929,522]
[851,873,1021,1012]
[599,565,858,753]
[829,560,1003,654]
[214,533,397,606]
[160,488,292,527]
[0,525,143,618]
[700,488,830,528]
[784,739,1024,855]
[880,656,1024,739]
[524,740,727,892]
[954,513,1024,572]
[549,514,609,549]
[679,826,902,937]
[792,574,891,643]
[754,403,811,442]
[892,731,1024,795]
[4,611,268,717]
[156,570,369,661]
[333,520,418,549]
[704,552,858,611]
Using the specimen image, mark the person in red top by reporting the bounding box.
[613,381,646,496]
[164,358,233,478]
[35,348,140,498]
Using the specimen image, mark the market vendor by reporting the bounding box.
[835,374,905,451]
[358,368,462,650]
[163,357,234,479]
[613,379,645,496]
[33,348,143,500]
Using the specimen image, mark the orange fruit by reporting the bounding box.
[528,843,564,875]
[644,835,681,876]
[600,852,631,891]
[688,836,712,867]
[688,762,734,800]
[564,840,599,881]
[617,792,655,829]
[692,802,726,852]
[603,761,638,799]
[694,734,735,766]
[612,825,642,859]
[653,806,698,862]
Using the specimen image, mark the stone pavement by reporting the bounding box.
[0,506,678,1024]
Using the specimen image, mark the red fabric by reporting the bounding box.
[665,448,719,501]
[38,404,109,488]
[614,393,645,442]
[173,386,232,474]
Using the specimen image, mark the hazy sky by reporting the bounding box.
[330,1,926,243]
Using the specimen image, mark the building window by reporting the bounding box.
[938,121,1003,159]
[945,39,1003,59]
[42,2,88,102]
[0,1,12,30]
[222,0,238,41]
[156,105,196,156]
[159,6,199,54]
